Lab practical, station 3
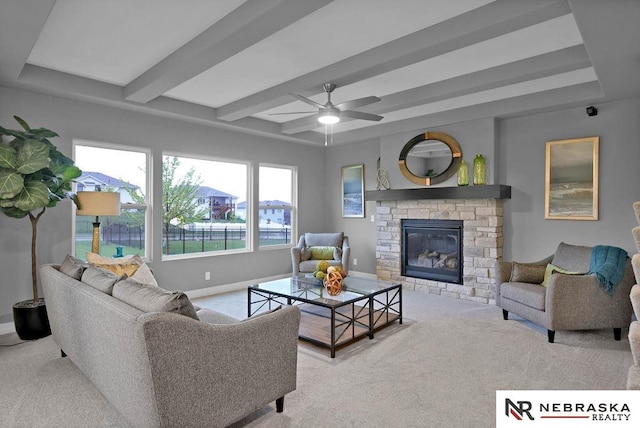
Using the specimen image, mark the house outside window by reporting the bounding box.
[73,142,150,260]
[259,165,295,248]
[161,154,248,259]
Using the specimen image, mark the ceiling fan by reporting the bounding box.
[272,83,384,125]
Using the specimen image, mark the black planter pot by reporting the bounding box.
[13,298,51,340]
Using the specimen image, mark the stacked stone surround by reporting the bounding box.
[375,198,503,304]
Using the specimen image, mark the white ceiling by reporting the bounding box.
[1,0,640,146]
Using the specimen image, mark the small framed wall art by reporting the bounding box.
[544,136,599,220]
[342,164,365,218]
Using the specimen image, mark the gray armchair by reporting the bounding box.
[494,242,634,343]
[291,232,350,276]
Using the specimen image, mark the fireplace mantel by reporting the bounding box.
[365,184,511,201]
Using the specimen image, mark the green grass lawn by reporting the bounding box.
[76,239,289,258]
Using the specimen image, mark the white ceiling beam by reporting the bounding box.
[330,81,602,144]
[281,45,591,134]
[15,65,318,145]
[216,0,571,122]
[567,0,640,101]
[123,0,333,104]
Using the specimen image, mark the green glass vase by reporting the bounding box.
[473,154,486,185]
[457,159,469,186]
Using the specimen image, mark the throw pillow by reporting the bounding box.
[86,253,136,264]
[92,261,141,277]
[59,254,86,280]
[541,263,584,287]
[81,266,127,294]
[310,246,337,260]
[509,262,546,284]
[86,253,147,278]
[130,263,158,287]
[333,246,343,261]
[300,247,311,261]
[112,278,199,320]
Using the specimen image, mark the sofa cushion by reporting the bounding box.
[299,259,342,273]
[552,242,591,273]
[196,308,239,324]
[60,254,87,280]
[509,262,546,284]
[304,232,343,248]
[113,278,199,320]
[501,282,546,311]
[248,304,282,319]
[81,266,127,294]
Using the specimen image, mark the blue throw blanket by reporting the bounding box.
[588,245,628,295]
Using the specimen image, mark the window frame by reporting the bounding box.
[257,163,297,251]
[72,140,152,261]
[160,151,252,261]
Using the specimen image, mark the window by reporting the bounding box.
[161,154,248,258]
[259,165,295,248]
[73,142,150,260]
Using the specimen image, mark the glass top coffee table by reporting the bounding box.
[248,275,402,358]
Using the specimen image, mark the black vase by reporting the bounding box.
[13,298,51,340]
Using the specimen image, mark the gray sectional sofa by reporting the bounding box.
[39,262,301,428]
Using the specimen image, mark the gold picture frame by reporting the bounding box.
[342,164,365,218]
[544,136,599,220]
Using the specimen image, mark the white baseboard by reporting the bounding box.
[0,322,15,336]
[185,273,291,299]
[185,270,372,299]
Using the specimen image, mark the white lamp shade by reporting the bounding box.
[76,191,121,216]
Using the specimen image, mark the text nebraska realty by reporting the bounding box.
[507,399,632,421]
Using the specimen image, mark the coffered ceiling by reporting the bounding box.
[1,0,639,145]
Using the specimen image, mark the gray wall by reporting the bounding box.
[325,140,381,275]
[500,98,640,260]
[0,86,326,323]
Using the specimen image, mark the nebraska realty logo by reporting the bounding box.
[496,391,640,427]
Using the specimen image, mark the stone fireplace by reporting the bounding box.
[370,186,509,304]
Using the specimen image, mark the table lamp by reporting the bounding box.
[76,191,121,254]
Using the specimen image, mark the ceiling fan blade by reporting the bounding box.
[341,110,384,121]
[334,96,381,111]
[281,114,324,134]
[290,93,325,109]
[269,111,316,115]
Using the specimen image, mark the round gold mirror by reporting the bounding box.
[398,131,462,185]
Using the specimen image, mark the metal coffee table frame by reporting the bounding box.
[248,276,402,358]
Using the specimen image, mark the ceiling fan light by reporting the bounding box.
[318,110,340,125]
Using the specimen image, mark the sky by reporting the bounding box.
[74,144,291,202]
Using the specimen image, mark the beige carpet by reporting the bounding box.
[0,289,632,427]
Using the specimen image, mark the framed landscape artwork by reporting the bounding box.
[544,136,599,220]
[342,164,365,218]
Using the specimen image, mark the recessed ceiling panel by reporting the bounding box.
[164,0,494,107]
[27,0,247,85]
[330,68,598,134]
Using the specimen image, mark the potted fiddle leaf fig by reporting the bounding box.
[0,116,81,340]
